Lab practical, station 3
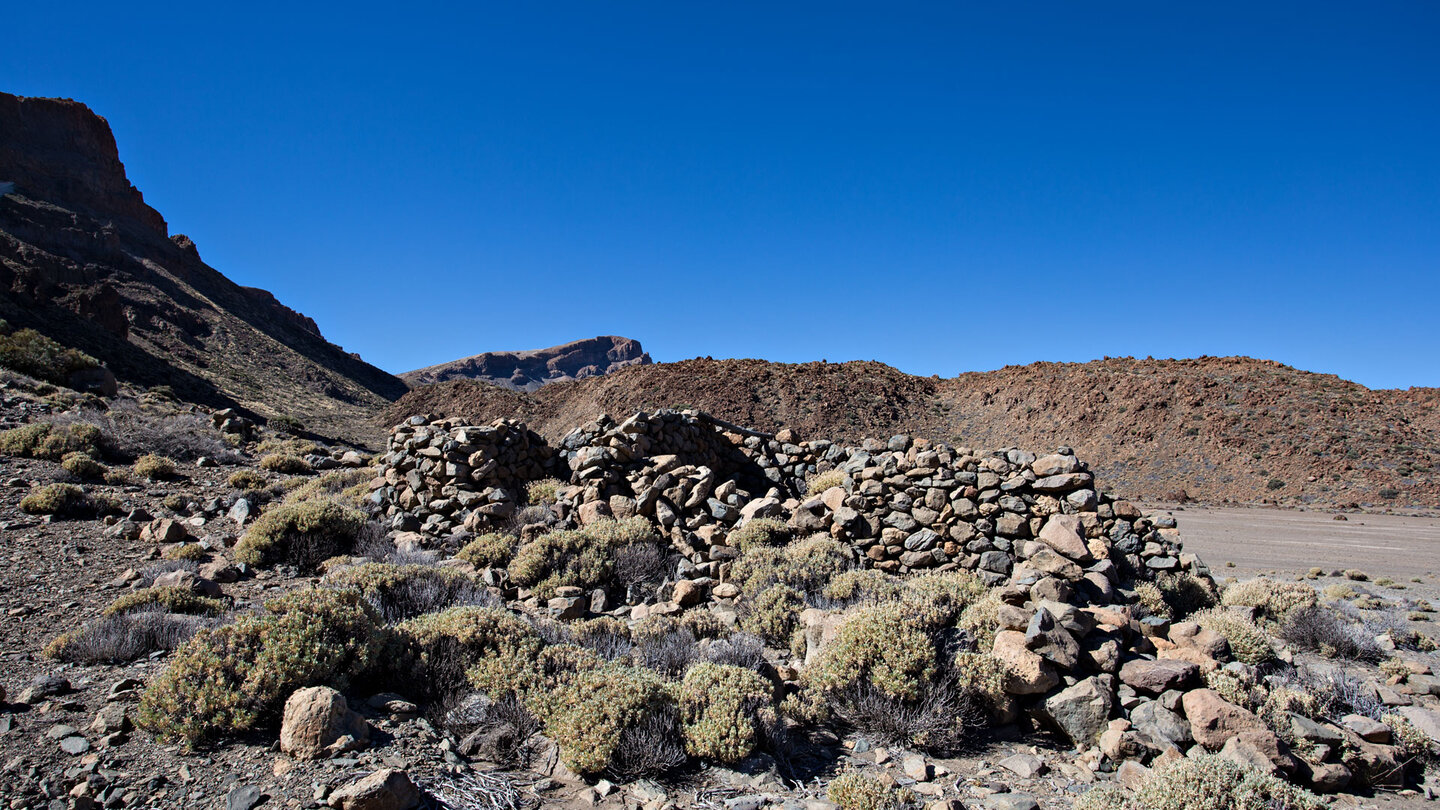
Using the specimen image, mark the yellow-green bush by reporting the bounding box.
[1222,578,1317,622]
[731,533,855,596]
[233,499,366,569]
[728,518,792,553]
[103,586,228,617]
[805,604,935,702]
[20,483,110,517]
[324,562,486,622]
[281,468,370,507]
[257,437,319,456]
[136,588,382,746]
[61,451,106,480]
[1193,608,1274,665]
[740,583,805,645]
[679,609,727,640]
[396,606,543,700]
[227,469,269,491]
[259,453,312,475]
[1074,753,1324,810]
[1133,581,1170,619]
[0,421,105,461]
[678,663,774,763]
[823,569,905,606]
[901,571,987,630]
[0,324,100,386]
[508,517,659,599]
[523,661,676,776]
[1157,571,1220,619]
[806,469,846,496]
[827,772,900,810]
[133,453,176,481]
[955,590,1004,650]
[456,532,518,569]
[525,478,562,505]
[161,543,208,562]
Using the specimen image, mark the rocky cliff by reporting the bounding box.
[402,335,651,391]
[0,92,407,441]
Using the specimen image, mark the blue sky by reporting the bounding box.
[5,2,1437,388]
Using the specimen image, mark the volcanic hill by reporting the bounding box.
[0,92,406,441]
[401,335,651,391]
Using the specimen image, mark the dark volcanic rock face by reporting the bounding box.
[0,92,406,441]
[402,335,652,391]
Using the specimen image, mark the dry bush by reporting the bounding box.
[282,468,371,507]
[1222,578,1317,622]
[508,517,660,599]
[260,453,312,475]
[806,469,847,496]
[63,402,238,463]
[392,606,544,703]
[1278,604,1383,662]
[631,616,699,677]
[0,421,105,461]
[325,562,495,623]
[740,583,804,645]
[61,451,106,480]
[698,632,767,671]
[728,518,793,553]
[133,453,177,480]
[613,542,673,591]
[103,586,228,617]
[1157,572,1219,619]
[522,662,684,779]
[1192,608,1273,665]
[828,772,901,810]
[821,569,905,610]
[524,478,563,505]
[1075,753,1324,810]
[570,617,634,661]
[20,483,114,517]
[45,612,216,664]
[233,499,366,570]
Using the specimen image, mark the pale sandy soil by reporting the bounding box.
[1147,505,1440,582]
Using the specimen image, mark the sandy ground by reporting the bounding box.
[1145,505,1440,582]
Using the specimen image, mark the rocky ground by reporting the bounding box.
[5,377,1440,810]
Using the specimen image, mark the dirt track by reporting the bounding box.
[1152,505,1440,581]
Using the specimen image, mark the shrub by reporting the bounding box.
[1278,604,1383,661]
[901,571,987,630]
[1222,578,1317,623]
[1193,608,1273,665]
[807,604,935,703]
[677,663,773,763]
[1380,488,1400,500]
[524,662,682,778]
[269,414,306,435]
[571,616,634,660]
[61,451,106,480]
[260,453,312,475]
[282,468,371,507]
[740,584,805,645]
[806,469,846,496]
[77,402,236,462]
[1091,753,1325,810]
[161,543,208,562]
[827,772,900,810]
[955,590,1004,650]
[397,606,543,702]
[0,421,104,461]
[227,469,269,491]
[631,616,699,677]
[103,586,229,618]
[233,499,366,570]
[1344,569,1370,581]
[456,532,518,569]
[698,632,767,671]
[44,612,213,664]
[257,437,320,456]
[731,534,855,596]
[525,478,562,505]
[613,542,672,590]
[1156,572,1219,619]
[679,609,728,640]
[1267,478,1286,491]
[508,517,660,599]
[19,483,110,517]
[822,569,905,608]
[1132,582,1170,619]
[728,518,793,553]
[133,453,177,481]
[0,324,99,386]
[325,562,493,623]
[1324,583,1358,600]
[136,588,382,746]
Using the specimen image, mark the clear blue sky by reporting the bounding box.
[5,3,1437,388]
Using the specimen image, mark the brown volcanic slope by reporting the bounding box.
[0,93,407,441]
[402,335,651,391]
[390,356,1440,508]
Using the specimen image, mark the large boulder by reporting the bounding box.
[1118,658,1199,694]
[1036,514,1093,562]
[280,687,370,760]
[993,630,1060,695]
[327,769,420,810]
[1180,688,1267,750]
[1042,676,1114,747]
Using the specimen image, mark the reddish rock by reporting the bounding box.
[1180,688,1267,750]
[1118,658,1199,694]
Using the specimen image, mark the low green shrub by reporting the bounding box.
[525,478,562,505]
[161,543,208,562]
[741,583,805,645]
[102,586,228,617]
[731,533,855,596]
[805,604,935,702]
[523,661,682,778]
[1193,607,1273,665]
[233,499,366,570]
[61,451,106,480]
[395,606,543,701]
[325,562,490,622]
[1074,753,1323,810]
[136,588,382,746]
[282,468,371,506]
[133,453,176,481]
[19,483,112,517]
[823,569,905,607]
[508,517,660,599]
[728,518,793,553]
[901,571,987,630]
[0,324,100,386]
[0,421,105,460]
[456,532,518,569]
[227,469,269,491]
[806,469,846,496]
[678,662,774,763]
[828,772,901,810]
[259,453,312,475]
[1222,578,1316,623]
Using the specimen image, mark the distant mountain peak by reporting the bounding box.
[401,336,652,391]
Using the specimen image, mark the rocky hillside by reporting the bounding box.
[389,356,1440,508]
[401,335,651,391]
[0,92,407,442]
